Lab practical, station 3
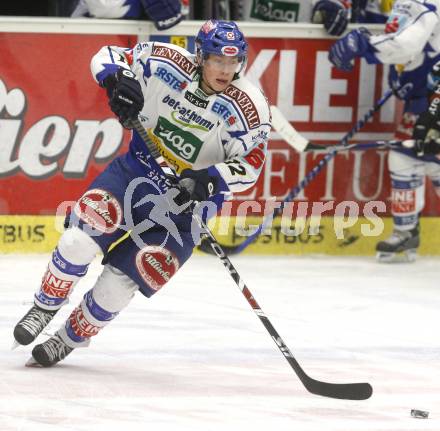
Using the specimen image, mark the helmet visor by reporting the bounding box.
[203,55,246,74]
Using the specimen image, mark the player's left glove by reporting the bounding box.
[328,28,371,71]
[312,0,349,36]
[140,0,184,30]
[176,169,219,204]
[102,68,144,128]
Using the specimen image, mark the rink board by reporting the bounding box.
[1,214,439,255]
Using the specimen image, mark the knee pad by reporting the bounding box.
[60,265,138,348]
[58,227,102,265]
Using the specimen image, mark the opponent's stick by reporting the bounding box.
[198,90,397,255]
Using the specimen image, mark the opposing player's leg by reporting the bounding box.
[376,150,425,262]
[28,226,195,367]
[13,227,101,346]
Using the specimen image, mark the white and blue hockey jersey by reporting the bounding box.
[91,42,271,194]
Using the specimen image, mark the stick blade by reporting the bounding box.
[305,379,373,400]
[270,105,309,152]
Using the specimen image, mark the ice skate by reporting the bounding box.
[376,225,419,263]
[13,305,58,346]
[26,333,74,367]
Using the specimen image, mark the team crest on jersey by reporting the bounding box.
[136,245,180,291]
[74,189,122,234]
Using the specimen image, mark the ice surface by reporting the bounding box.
[1,254,439,431]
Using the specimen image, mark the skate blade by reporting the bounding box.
[376,249,417,263]
[11,340,21,350]
[25,357,43,368]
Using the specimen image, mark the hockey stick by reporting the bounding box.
[198,89,396,255]
[130,118,373,401]
[270,89,394,152]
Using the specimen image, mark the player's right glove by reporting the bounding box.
[102,68,144,128]
[311,0,349,36]
[328,28,372,71]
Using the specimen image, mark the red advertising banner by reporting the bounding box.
[1,32,439,216]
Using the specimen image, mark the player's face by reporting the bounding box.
[201,54,239,94]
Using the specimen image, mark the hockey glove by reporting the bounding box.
[176,169,219,205]
[102,68,144,128]
[412,113,440,157]
[312,0,349,36]
[140,0,183,30]
[427,60,440,94]
[328,28,371,71]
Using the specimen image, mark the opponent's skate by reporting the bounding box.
[376,225,419,263]
[26,333,74,367]
[13,305,58,346]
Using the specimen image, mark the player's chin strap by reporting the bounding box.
[127,117,372,401]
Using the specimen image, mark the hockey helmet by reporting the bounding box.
[196,20,247,74]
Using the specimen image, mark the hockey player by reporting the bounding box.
[328,0,440,262]
[13,20,271,367]
[72,0,187,30]
[412,63,440,156]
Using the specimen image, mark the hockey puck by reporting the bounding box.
[411,409,429,419]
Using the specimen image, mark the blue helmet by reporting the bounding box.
[196,20,248,61]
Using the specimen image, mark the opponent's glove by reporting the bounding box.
[176,169,219,204]
[412,112,440,157]
[427,60,440,93]
[328,28,371,71]
[312,0,349,36]
[140,0,183,30]
[102,68,144,128]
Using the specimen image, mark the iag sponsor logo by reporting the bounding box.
[154,115,204,162]
[162,95,214,131]
[250,0,299,22]
[212,100,236,126]
[154,66,188,92]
